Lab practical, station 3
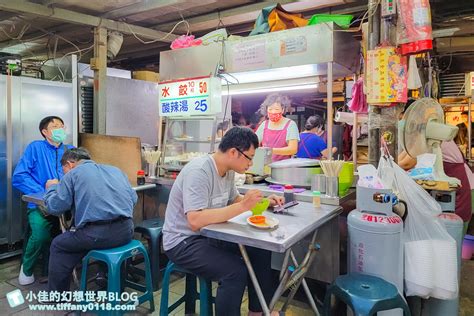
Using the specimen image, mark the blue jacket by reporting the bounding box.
[13,140,74,208]
[44,160,137,228]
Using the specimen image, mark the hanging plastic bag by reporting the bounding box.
[397,0,433,54]
[378,155,458,299]
[348,77,368,113]
[170,35,202,50]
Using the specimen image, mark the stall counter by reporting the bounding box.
[237,183,355,206]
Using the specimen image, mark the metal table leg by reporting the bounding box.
[290,251,320,315]
[269,229,321,314]
[238,244,271,316]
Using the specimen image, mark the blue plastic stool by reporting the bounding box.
[133,218,165,291]
[80,240,155,313]
[324,273,410,316]
[159,261,214,316]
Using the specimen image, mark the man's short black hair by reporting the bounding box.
[39,116,64,138]
[60,147,91,166]
[218,126,259,153]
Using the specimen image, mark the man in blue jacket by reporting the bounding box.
[44,148,136,292]
[12,116,73,285]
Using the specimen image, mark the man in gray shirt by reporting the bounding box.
[163,127,284,316]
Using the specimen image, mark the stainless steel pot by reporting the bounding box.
[267,158,321,187]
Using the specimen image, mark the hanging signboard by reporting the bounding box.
[366,47,408,105]
[158,76,222,116]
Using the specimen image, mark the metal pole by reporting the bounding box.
[327,61,333,160]
[353,113,358,169]
[71,54,79,147]
[469,98,472,161]
[368,0,381,166]
[238,244,270,316]
[91,27,107,134]
[6,71,13,244]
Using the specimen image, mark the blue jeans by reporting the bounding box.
[165,236,274,316]
[48,218,134,292]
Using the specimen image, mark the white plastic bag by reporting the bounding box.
[378,156,458,299]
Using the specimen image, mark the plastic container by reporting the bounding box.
[462,234,474,260]
[308,14,353,29]
[283,185,294,203]
[137,170,146,185]
[312,191,321,208]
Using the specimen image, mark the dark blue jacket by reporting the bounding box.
[13,140,74,208]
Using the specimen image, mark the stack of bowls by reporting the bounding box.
[338,162,354,196]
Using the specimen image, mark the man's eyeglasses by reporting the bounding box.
[236,148,253,161]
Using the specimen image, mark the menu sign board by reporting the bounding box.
[158,76,222,116]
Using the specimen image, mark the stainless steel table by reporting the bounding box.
[22,183,157,220]
[201,202,342,315]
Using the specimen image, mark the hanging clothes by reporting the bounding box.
[262,119,291,162]
[442,140,473,223]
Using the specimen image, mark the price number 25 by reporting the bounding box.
[194,99,208,112]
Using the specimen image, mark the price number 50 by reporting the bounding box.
[199,81,207,94]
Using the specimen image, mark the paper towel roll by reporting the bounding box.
[335,111,368,125]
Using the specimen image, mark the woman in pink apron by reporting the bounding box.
[255,93,299,162]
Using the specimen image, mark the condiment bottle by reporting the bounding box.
[283,185,294,203]
[312,191,321,208]
[137,170,146,185]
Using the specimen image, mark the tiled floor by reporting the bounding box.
[1,254,474,315]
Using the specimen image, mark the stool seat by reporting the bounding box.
[324,273,410,316]
[134,218,165,291]
[335,273,400,300]
[160,261,214,316]
[86,240,145,257]
[80,240,155,315]
[135,218,165,231]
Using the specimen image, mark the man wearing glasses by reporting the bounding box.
[12,116,74,286]
[163,126,284,316]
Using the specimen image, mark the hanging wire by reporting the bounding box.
[124,19,190,44]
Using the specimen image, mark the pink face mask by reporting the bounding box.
[268,113,283,122]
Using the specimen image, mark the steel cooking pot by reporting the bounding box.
[267,158,321,187]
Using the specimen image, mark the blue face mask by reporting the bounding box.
[51,128,67,143]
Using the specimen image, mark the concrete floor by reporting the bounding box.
[1,254,473,315]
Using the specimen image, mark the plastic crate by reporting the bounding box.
[308,14,353,29]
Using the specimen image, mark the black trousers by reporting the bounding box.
[48,218,134,292]
[165,235,274,316]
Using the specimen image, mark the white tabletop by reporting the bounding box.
[201,201,342,253]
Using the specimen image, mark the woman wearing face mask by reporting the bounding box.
[255,93,299,161]
[12,116,74,286]
[297,115,337,159]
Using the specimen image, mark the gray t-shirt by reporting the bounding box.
[163,155,239,251]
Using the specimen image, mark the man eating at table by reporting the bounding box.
[163,126,284,316]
